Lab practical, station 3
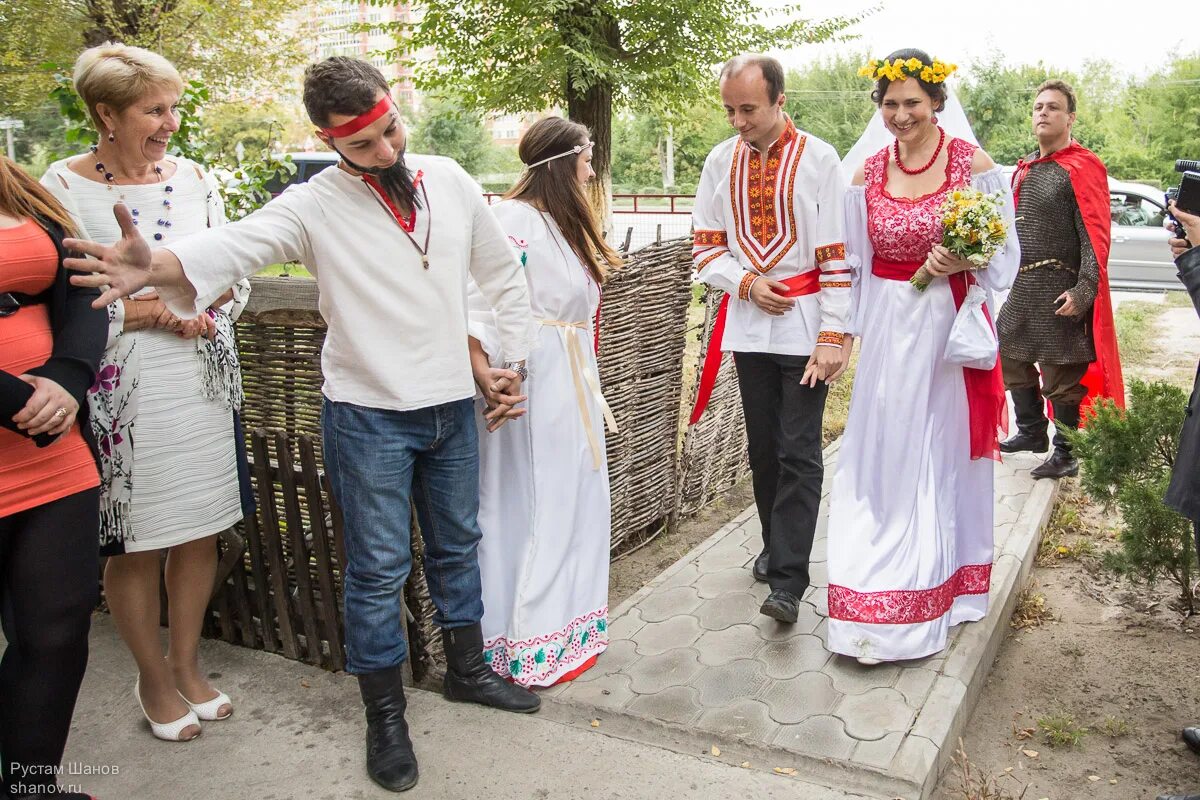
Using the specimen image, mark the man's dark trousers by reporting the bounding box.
[733,351,828,598]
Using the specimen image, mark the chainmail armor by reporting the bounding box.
[997,158,1099,365]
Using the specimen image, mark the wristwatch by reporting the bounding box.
[503,360,528,381]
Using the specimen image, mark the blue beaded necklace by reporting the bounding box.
[90,145,175,241]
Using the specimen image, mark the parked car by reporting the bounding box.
[265,152,339,196]
[1001,166,1176,291]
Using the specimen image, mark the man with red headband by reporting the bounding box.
[999,79,1124,479]
[690,54,850,625]
[63,57,537,793]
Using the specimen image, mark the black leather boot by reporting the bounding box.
[442,624,541,713]
[1031,401,1080,479]
[357,666,419,792]
[1000,386,1049,453]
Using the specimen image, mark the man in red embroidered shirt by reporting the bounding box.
[691,54,851,624]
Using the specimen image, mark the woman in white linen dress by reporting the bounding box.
[826,50,1020,663]
[467,117,621,687]
[41,44,249,741]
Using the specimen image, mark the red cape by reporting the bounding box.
[1012,142,1125,413]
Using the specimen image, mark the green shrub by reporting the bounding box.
[1068,380,1196,613]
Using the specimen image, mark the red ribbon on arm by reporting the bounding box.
[688,270,822,426]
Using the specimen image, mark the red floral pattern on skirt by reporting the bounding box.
[827,563,992,625]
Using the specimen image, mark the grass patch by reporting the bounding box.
[1164,290,1193,308]
[1011,581,1053,630]
[947,739,1026,800]
[1037,485,1103,566]
[259,262,312,278]
[1113,300,1165,369]
[1037,712,1088,747]
[1099,715,1131,737]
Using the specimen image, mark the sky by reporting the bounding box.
[772,0,1189,79]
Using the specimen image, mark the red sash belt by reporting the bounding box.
[871,255,1007,461]
[689,271,821,425]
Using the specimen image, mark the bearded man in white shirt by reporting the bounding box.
[65,56,538,793]
[690,54,851,625]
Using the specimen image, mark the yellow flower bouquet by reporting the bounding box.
[911,187,1009,291]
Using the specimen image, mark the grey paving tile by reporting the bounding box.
[607,607,645,641]
[740,515,763,541]
[696,592,761,631]
[807,590,829,617]
[760,670,841,725]
[696,537,754,573]
[835,687,916,741]
[637,585,704,623]
[772,714,855,760]
[893,667,938,707]
[993,503,1020,526]
[694,567,758,600]
[630,615,704,656]
[554,671,635,711]
[694,624,765,667]
[809,561,828,588]
[850,731,905,769]
[575,638,639,682]
[697,698,780,743]
[691,658,770,708]
[660,561,702,589]
[627,685,705,726]
[999,493,1025,512]
[994,474,1030,497]
[758,635,831,679]
[625,648,703,694]
[823,656,901,696]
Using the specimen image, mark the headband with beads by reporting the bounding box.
[858,57,957,84]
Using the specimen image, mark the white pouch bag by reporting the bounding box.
[945,284,998,370]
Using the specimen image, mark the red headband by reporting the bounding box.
[320,94,394,139]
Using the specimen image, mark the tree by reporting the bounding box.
[0,0,306,114]
[783,53,877,159]
[409,96,493,177]
[376,0,858,217]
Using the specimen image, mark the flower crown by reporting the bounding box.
[858,57,957,84]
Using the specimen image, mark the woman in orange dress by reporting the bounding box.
[0,156,105,800]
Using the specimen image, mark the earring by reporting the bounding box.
[931,115,938,125]
[107,132,116,142]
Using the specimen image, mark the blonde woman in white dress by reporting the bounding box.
[42,44,249,742]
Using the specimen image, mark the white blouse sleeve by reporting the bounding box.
[970,166,1020,294]
[843,186,873,337]
[467,201,531,363]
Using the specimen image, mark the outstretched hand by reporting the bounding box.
[64,203,154,309]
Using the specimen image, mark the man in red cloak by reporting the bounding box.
[998,79,1124,479]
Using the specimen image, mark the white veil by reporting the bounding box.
[840,88,978,180]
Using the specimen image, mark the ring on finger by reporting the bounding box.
[53,407,68,419]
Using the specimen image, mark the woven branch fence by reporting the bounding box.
[205,238,750,680]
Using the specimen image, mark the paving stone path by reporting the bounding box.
[544,443,1059,800]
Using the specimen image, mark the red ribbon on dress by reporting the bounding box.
[872,256,1008,461]
[688,270,821,426]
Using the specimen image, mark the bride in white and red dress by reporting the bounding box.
[827,49,1020,663]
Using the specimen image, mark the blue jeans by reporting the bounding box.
[323,397,485,674]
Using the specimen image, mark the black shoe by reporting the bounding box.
[1031,449,1079,479]
[1000,386,1049,453]
[1032,401,1081,479]
[1183,726,1200,755]
[759,589,800,623]
[357,666,419,792]
[752,551,769,582]
[442,624,541,713]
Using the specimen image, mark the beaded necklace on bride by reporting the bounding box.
[89,144,176,241]
[893,125,945,176]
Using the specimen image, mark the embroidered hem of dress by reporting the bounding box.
[827,563,992,625]
[483,606,609,687]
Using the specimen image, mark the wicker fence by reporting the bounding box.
[206,238,750,679]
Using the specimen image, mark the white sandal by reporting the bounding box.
[180,689,234,721]
[135,678,201,742]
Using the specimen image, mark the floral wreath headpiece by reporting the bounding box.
[858,57,957,84]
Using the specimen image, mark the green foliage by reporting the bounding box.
[784,53,876,158]
[611,103,730,194]
[221,150,296,222]
[203,101,298,164]
[409,96,493,177]
[1069,380,1196,612]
